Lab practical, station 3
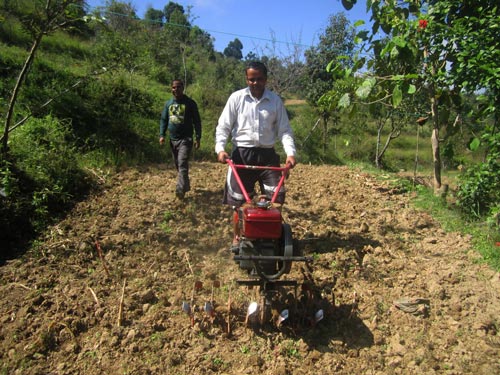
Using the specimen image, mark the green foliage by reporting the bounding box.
[101,0,140,34]
[223,38,243,60]
[164,2,184,23]
[303,12,356,105]
[41,30,91,59]
[144,7,164,27]
[9,116,90,227]
[0,115,90,253]
[456,131,500,223]
[0,10,31,46]
[334,0,500,208]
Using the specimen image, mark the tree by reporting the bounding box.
[144,7,164,28]
[303,12,356,155]
[336,0,499,193]
[255,30,306,98]
[102,0,138,34]
[141,2,192,84]
[1,0,85,154]
[224,38,243,60]
[189,26,215,55]
[164,1,184,23]
[303,13,356,105]
[245,51,258,61]
[164,4,191,43]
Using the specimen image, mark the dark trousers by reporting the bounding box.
[170,138,193,193]
[223,147,285,207]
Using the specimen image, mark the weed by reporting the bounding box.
[163,210,176,222]
[160,210,177,235]
[150,332,162,342]
[455,328,465,338]
[375,301,387,315]
[159,222,172,235]
[212,357,224,366]
[280,340,301,359]
[124,186,136,198]
[83,350,97,358]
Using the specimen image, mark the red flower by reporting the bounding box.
[418,19,428,30]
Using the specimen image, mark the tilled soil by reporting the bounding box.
[1,162,499,375]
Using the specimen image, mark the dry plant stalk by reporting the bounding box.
[184,250,194,275]
[87,286,100,306]
[117,279,126,327]
[227,284,232,335]
[349,291,359,319]
[94,240,110,277]
[46,239,71,250]
[13,282,31,290]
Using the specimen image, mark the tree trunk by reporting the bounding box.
[375,121,383,168]
[322,114,328,154]
[2,32,44,154]
[1,0,76,154]
[431,96,442,192]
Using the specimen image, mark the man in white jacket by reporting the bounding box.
[215,61,297,249]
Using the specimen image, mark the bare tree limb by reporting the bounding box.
[0,67,111,144]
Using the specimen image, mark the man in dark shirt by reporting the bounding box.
[159,79,202,199]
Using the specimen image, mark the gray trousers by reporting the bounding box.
[170,138,193,193]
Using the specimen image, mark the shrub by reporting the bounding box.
[9,115,90,231]
[456,131,500,227]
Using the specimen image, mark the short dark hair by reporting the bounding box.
[172,79,184,86]
[245,61,267,78]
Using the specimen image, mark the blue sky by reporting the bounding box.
[86,0,371,56]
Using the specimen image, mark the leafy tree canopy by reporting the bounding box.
[303,12,355,104]
[164,1,184,23]
[223,38,243,60]
[144,7,164,27]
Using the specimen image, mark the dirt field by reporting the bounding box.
[1,162,499,375]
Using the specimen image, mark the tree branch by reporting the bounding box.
[1,67,112,144]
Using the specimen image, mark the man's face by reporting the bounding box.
[172,81,184,99]
[246,68,267,99]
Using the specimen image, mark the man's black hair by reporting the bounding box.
[172,79,184,86]
[245,61,267,78]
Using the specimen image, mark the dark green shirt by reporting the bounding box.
[159,95,201,141]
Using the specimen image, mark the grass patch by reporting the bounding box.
[411,185,500,271]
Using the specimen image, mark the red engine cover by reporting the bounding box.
[241,207,282,239]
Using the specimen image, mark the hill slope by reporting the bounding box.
[1,162,499,374]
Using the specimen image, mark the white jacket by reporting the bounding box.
[215,87,296,157]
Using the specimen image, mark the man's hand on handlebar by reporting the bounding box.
[217,151,229,164]
[285,156,296,169]
[218,152,296,168]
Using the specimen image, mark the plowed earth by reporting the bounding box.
[1,162,499,375]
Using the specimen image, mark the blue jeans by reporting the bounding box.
[170,138,193,193]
